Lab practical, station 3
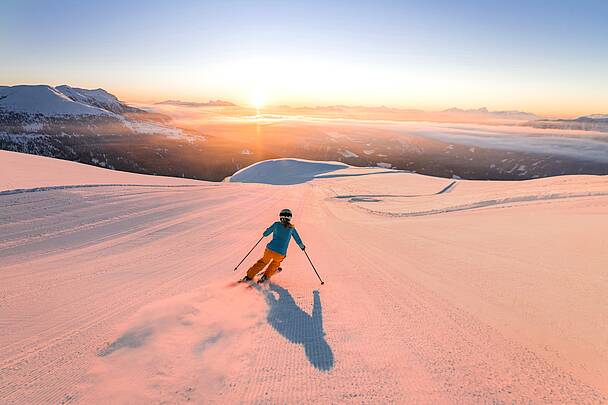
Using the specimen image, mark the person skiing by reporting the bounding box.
[242,208,305,283]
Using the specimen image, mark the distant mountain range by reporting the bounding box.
[269,104,542,123]
[441,107,539,121]
[156,99,236,107]
[271,104,608,132]
[526,114,608,132]
[151,98,608,131]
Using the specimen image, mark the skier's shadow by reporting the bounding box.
[255,283,334,371]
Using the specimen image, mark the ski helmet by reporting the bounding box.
[279,208,292,222]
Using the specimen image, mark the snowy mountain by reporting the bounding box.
[1,150,607,404]
[0,84,144,116]
[0,85,112,116]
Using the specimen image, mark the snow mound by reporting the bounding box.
[229,158,350,185]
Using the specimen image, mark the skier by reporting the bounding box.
[242,208,305,283]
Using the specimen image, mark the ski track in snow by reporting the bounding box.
[1,157,608,403]
[350,190,608,217]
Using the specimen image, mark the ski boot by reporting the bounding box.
[257,274,269,284]
[239,275,253,283]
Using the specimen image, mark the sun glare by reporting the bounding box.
[251,91,265,110]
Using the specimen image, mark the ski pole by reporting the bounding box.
[234,236,264,271]
[303,250,325,285]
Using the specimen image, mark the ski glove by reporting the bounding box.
[301,245,306,251]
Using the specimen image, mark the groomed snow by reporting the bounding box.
[1,152,607,404]
[0,150,203,192]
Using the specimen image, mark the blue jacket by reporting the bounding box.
[264,221,304,256]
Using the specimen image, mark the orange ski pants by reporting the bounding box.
[247,248,285,279]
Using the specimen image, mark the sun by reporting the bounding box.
[250,91,265,110]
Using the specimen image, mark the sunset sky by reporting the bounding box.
[2,0,607,116]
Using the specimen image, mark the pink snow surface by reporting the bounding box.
[1,151,607,404]
[0,150,202,192]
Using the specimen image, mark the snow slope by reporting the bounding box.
[0,85,112,116]
[0,150,202,192]
[1,152,608,404]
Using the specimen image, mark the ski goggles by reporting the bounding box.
[280,214,292,220]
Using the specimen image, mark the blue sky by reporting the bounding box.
[2,0,607,114]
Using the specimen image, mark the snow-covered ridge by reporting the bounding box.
[55,85,140,114]
[0,84,139,116]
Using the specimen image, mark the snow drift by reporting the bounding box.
[228,158,350,184]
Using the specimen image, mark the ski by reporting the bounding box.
[238,267,282,284]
